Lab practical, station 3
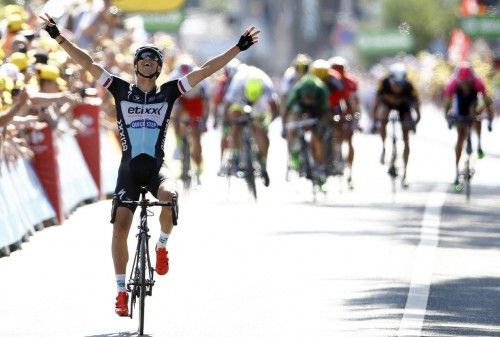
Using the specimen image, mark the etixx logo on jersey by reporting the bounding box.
[121,101,168,125]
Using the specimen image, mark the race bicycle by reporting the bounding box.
[285,117,329,200]
[448,113,492,201]
[120,187,178,336]
[385,110,416,194]
[223,105,267,200]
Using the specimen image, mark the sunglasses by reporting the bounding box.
[137,51,160,62]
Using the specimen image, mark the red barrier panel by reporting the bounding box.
[28,127,63,224]
[73,103,102,196]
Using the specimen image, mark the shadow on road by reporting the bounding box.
[276,182,500,251]
[342,277,500,337]
[86,332,150,337]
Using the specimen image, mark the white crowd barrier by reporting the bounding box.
[100,127,121,196]
[0,158,56,252]
[56,128,99,215]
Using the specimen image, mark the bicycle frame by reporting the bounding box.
[387,110,399,193]
[120,187,178,335]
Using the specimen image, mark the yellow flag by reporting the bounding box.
[113,0,185,12]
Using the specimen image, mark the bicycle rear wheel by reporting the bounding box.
[243,137,257,200]
[138,233,147,335]
[464,160,471,201]
[181,136,191,190]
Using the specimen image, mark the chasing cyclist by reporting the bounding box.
[328,56,360,189]
[371,63,421,188]
[444,62,494,188]
[284,72,330,182]
[170,57,210,182]
[40,13,260,316]
[223,65,279,187]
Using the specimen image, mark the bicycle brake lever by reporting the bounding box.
[172,197,178,226]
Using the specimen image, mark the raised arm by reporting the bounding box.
[39,13,105,80]
[186,27,260,88]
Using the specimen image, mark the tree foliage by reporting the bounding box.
[382,0,459,51]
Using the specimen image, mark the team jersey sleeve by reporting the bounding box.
[443,79,457,99]
[96,71,130,98]
[161,76,192,101]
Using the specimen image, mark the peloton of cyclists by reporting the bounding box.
[223,65,279,187]
[443,62,494,188]
[371,63,421,188]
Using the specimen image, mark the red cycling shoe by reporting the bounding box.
[115,291,129,317]
[155,247,169,275]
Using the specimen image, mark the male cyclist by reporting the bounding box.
[224,65,279,186]
[371,63,421,188]
[40,13,260,316]
[211,58,242,174]
[284,73,330,179]
[170,58,210,181]
[444,62,494,188]
[328,56,360,188]
[280,53,312,103]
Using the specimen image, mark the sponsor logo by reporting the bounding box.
[79,114,93,127]
[160,119,170,151]
[130,119,158,129]
[117,120,128,151]
[30,130,45,144]
[117,188,126,200]
[127,105,164,115]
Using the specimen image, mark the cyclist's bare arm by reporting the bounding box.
[39,13,104,80]
[0,89,29,127]
[29,91,79,107]
[186,27,260,88]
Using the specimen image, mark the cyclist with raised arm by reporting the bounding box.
[40,13,259,316]
[371,63,421,188]
[224,65,279,187]
[444,62,494,188]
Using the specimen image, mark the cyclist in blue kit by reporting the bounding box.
[41,13,260,316]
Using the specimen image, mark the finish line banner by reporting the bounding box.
[113,0,185,12]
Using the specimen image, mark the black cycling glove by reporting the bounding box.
[43,18,61,39]
[236,34,254,51]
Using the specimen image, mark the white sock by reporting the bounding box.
[157,231,169,248]
[116,274,126,293]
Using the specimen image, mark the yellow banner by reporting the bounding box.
[113,0,185,12]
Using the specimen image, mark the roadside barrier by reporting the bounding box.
[1,111,121,256]
[0,158,55,255]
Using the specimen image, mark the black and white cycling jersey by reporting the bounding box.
[97,70,192,164]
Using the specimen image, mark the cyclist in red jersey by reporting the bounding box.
[444,62,494,186]
[211,59,241,174]
[328,56,360,188]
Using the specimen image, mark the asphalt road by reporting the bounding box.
[1,104,499,337]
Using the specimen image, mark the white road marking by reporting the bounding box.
[398,187,447,337]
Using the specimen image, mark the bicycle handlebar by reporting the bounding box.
[285,118,318,131]
[119,197,178,226]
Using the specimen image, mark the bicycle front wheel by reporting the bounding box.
[138,234,147,335]
[243,138,257,200]
[464,160,471,201]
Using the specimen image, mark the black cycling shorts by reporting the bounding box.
[380,102,412,122]
[110,160,176,223]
